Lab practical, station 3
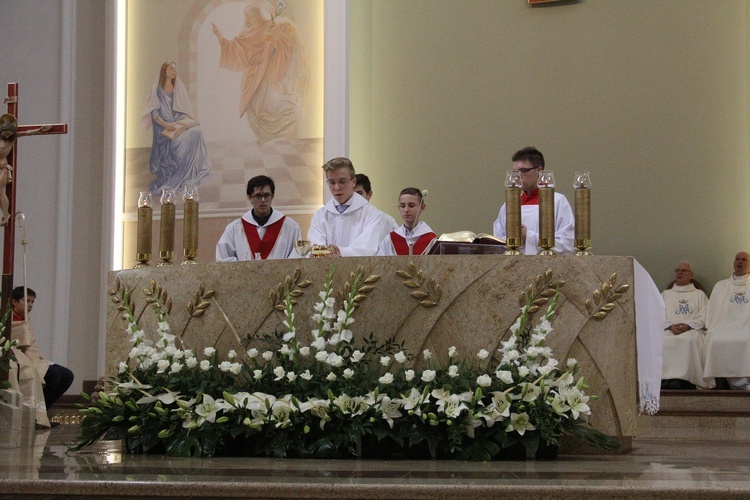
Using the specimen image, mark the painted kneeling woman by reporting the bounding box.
[377,188,437,256]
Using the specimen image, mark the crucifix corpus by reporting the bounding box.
[0,83,68,384]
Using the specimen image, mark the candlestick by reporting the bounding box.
[504,170,523,255]
[538,171,556,255]
[182,185,199,265]
[574,171,593,256]
[158,188,176,266]
[135,192,152,268]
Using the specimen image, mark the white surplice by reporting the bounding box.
[661,284,708,387]
[492,191,575,255]
[216,209,301,261]
[376,221,436,256]
[308,193,395,256]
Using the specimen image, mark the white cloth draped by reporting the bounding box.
[661,284,708,387]
[308,193,395,256]
[216,209,301,261]
[492,192,575,255]
[634,260,665,415]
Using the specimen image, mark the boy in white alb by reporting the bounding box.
[492,146,574,255]
[377,187,436,256]
[308,157,394,256]
[216,175,301,261]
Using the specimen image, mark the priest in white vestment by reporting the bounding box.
[661,261,708,389]
[703,252,750,390]
[492,146,574,255]
[216,175,301,261]
[308,158,395,257]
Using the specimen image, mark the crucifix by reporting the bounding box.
[1,82,67,384]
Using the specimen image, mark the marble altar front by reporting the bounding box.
[105,255,637,451]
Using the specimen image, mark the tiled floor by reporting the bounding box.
[2,422,750,498]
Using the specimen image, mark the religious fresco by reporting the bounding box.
[124,0,324,215]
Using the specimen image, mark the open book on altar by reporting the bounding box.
[437,231,505,245]
[161,117,200,140]
[425,231,506,255]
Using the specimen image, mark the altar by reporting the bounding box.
[105,255,645,453]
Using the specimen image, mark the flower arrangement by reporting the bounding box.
[75,267,618,459]
[0,305,18,403]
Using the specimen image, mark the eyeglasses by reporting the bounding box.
[326,178,353,187]
[514,166,540,174]
[250,193,273,202]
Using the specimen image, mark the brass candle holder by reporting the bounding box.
[504,170,523,255]
[574,171,593,256]
[158,188,176,266]
[135,191,153,268]
[182,185,199,265]
[537,171,556,256]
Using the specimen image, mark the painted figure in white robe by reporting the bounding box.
[216,175,301,261]
[377,188,437,256]
[142,61,211,193]
[308,158,394,257]
[661,261,708,389]
[212,2,309,144]
[355,173,399,230]
[492,146,574,255]
[703,252,750,390]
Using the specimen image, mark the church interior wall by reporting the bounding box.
[350,0,750,293]
[1,0,750,395]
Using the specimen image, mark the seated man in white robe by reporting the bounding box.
[703,251,750,390]
[216,175,301,261]
[308,158,394,257]
[492,146,575,255]
[661,261,708,390]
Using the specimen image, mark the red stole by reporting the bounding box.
[390,231,437,255]
[241,216,285,259]
[521,188,540,205]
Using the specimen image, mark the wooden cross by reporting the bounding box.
[1,83,67,384]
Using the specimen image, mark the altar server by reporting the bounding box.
[661,261,708,390]
[308,157,395,256]
[492,146,575,255]
[355,173,398,229]
[703,252,750,390]
[216,175,301,261]
[377,187,436,256]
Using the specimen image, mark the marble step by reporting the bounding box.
[637,390,750,439]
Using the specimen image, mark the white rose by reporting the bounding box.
[405,369,415,381]
[300,370,313,381]
[185,356,198,369]
[203,347,216,357]
[326,372,337,382]
[156,359,170,373]
[476,374,492,387]
[380,356,391,367]
[421,369,436,382]
[118,361,128,374]
[351,350,365,363]
[423,349,433,360]
[170,362,183,374]
[378,373,394,385]
[200,360,211,371]
[315,351,329,362]
[299,346,310,357]
[477,349,489,360]
[448,365,459,378]
[262,351,274,361]
[496,370,514,384]
[395,351,408,364]
[228,350,237,360]
[253,369,263,380]
[274,366,286,380]
[448,346,457,358]
[343,368,355,379]
[518,366,529,377]
[246,348,259,359]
